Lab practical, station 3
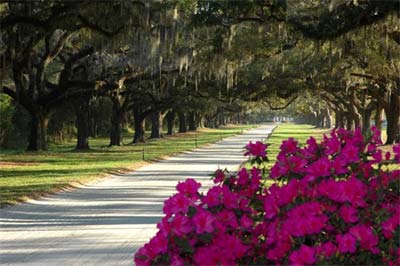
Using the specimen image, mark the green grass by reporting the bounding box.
[0,125,255,206]
[265,123,329,167]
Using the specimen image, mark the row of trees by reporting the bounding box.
[1,0,399,150]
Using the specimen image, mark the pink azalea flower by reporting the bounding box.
[170,254,185,266]
[280,137,299,154]
[249,167,261,191]
[270,162,288,179]
[349,224,379,254]
[163,193,191,216]
[304,136,319,159]
[289,245,316,266]
[267,238,291,261]
[264,195,279,219]
[371,126,383,144]
[213,169,225,183]
[156,216,175,237]
[367,143,377,153]
[372,150,383,163]
[277,179,299,206]
[194,247,219,266]
[287,155,308,173]
[324,133,341,155]
[341,143,360,163]
[148,231,168,254]
[215,209,238,229]
[171,214,192,236]
[202,186,223,207]
[237,168,249,185]
[318,241,337,258]
[336,233,357,253]
[176,178,201,195]
[308,215,328,234]
[339,205,359,223]
[193,209,215,234]
[244,141,267,157]
[331,156,348,175]
[326,177,367,207]
[382,216,399,239]
[217,234,249,259]
[134,243,158,266]
[305,157,331,181]
[240,215,253,229]
[345,176,367,207]
[222,187,239,209]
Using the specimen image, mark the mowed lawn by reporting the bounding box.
[0,125,255,206]
[265,123,328,167]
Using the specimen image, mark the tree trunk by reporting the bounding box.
[324,108,332,128]
[188,112,197,131]
[75,100,90,150]
[375,101,384,132]
[353,108,363,130]
[336,111,345,128]
[178,112,187,133]
[385,93,400,144]
[109,97,122,146]
[133,119,145,143]
[362,105,374,136]
[26,112,49,151]
[318,109,325,128]
[150,110,163,138]
[166,111,175,135]
[196,113,204,128]
[346,113,353,130]
[218,114,224,127]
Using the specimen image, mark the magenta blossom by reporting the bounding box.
[280,137,298,154]
[176,178,201,196]
[289,245,316,266]
[193,209,215,234]
[213,169,225,183]
[341,143,360,163]
[336,233,357,253]
[244,141,267,157]
[305,157,331,181]
[318,242,337,258]
[163,193,191,216]
[324,132,341,155]
[170,214,192,236]
[371,126,383,144]
[339,205,358,223]
[349,224,380,254]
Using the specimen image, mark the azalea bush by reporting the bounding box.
[134,127,400,266]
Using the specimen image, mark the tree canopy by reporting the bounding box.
[1,0,399,150]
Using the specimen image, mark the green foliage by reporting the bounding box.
[0,94,14,146]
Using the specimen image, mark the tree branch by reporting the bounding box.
[77,15,124,38]
[265,94,298,110]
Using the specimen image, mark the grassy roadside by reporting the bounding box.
[265,123,329,167]
[0,125,255,206]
